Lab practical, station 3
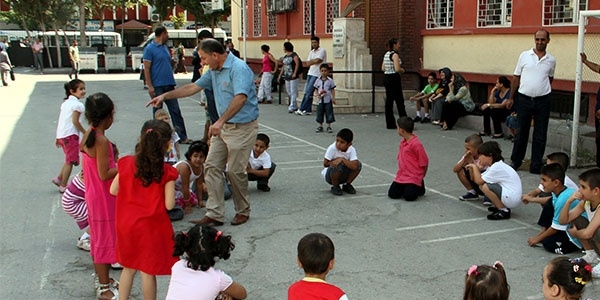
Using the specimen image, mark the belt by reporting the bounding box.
[520,93,549,101]
[225,119,257,125]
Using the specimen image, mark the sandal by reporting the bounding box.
[96,282,118,300]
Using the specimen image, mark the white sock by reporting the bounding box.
[425,113,430,118]
[416,111,421,117]
[81,232,90,240]
[468,189,476,194]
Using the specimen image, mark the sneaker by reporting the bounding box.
[342,184,356,194]
[421,116,431,123]
[331,185,343,196]
[413,116,422,122]
[295,110,303,115]
[431,120,440,125]
[326,127,333,133]
[52,176,62,187]
[487,209,511,220]
[111,263,123,270]
[580,251,599,265]
[482,197,493,206]
[77,237,91,251]
[143,85,149,90]
[58,186,67,193]
[592,263,600,279]
[459,192,480,201]
[316,126,324,132]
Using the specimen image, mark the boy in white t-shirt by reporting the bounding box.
[322,128,362,196]
[466,141,522,220]
[247,133,276,192]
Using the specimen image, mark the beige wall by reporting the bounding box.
[423,34,600,82]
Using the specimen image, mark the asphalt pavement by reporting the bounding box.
[1,67,598,299]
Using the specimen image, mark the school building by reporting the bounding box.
[231,0,600,125]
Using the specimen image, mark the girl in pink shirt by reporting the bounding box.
[257,44,278,104]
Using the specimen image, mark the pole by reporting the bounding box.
[310,0,315,38]
[243,0,247,61]
[121,0,125,42]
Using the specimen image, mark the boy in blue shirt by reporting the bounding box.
[527,163,582,254]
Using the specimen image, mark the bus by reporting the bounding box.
[138,28,227,50]
[43,31,122,52]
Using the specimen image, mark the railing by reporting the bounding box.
[277,69,384,113]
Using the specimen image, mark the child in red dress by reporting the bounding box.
[110,119,179,299]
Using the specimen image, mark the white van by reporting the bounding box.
[139,28,227,50]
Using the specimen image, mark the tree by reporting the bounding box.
[177,0,231,44]
[169,12,186,29]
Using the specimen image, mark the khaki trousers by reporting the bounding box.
[204,120,258,221]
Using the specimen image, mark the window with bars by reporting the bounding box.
[253,0,262,37]
[326,0,340,34]
[543,0,587,25]
[303,0,311,35]
[268,12,277,36]
[478,0,512,27]
[426,0,454,29]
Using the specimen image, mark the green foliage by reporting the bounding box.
[169,12,186,29]
[177,0,231,28]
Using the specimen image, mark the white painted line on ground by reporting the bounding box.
[395,217,483,231]
[525,293,545,300]
[39,198,60,290]
[420,227,527,244]
[355,183,393,189]
[268,144,315,149]
[276,160,322,165]
[280,166,323,170]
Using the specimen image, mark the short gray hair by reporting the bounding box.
[200,38,226,55]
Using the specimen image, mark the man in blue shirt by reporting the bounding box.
[147,38,258,226]
[143,26,191,143]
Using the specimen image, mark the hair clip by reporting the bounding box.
[574,277,587,285]
[493,261,504,269]
[215,231,223,241]
[146,128,153,133]
[584,265,593,272]
[573,264,580,273]
[467,265,478,276]
[90,126,96,131]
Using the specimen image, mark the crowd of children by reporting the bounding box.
[50,74,600,299]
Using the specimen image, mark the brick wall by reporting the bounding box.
[355,0,424,91]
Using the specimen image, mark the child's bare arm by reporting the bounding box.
[331,89,336,105]
[164,180,175,210]
[452,153,468,173]
[175,142,180,160]
[528,227,558,246]
[466,164,485,185]
[109,174,120,196]
[72,111,86,134]
[558,191,585,224]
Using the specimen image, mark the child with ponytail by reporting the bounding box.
[110,119,180,299]
[166,225,247,300]
[542,257,593,300]
[463,261,509,300]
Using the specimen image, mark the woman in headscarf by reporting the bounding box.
[440,73,475,130]
[429,67,452,125]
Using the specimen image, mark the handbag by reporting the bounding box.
[10,69,15,81]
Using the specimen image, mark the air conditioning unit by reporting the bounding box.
[151,14,160,22]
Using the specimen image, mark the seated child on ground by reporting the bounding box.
[466,141,522,220]
[463,261,509,300]
[166,225,247,300]
[559,168,600,277]
[175,141,209,214]
[155,108,180,165]
[409,71,438,123]
[288,233,348,300]
[454,134,484,201]
[522,153,579,233]
[541,257,593,300]
[322,128,362,196]
[247,133,276,192]
[526,163,582,254]
[388,117,429,201]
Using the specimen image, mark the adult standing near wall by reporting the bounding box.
[0,46,12,86]
[508,30,556,174]
[68,40,80,79]
[381,38,407,129]
[297,36,327,116]
[580,52,600,168]
[278,42,301,113]
[143,26,192,144]
[32,38,44,74]
[148,38,259,226]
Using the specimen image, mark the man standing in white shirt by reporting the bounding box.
[507,30,556,175]
[297,36,326,116]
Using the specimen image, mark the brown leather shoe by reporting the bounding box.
[190,216,224,226]
[230,214,249,226]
